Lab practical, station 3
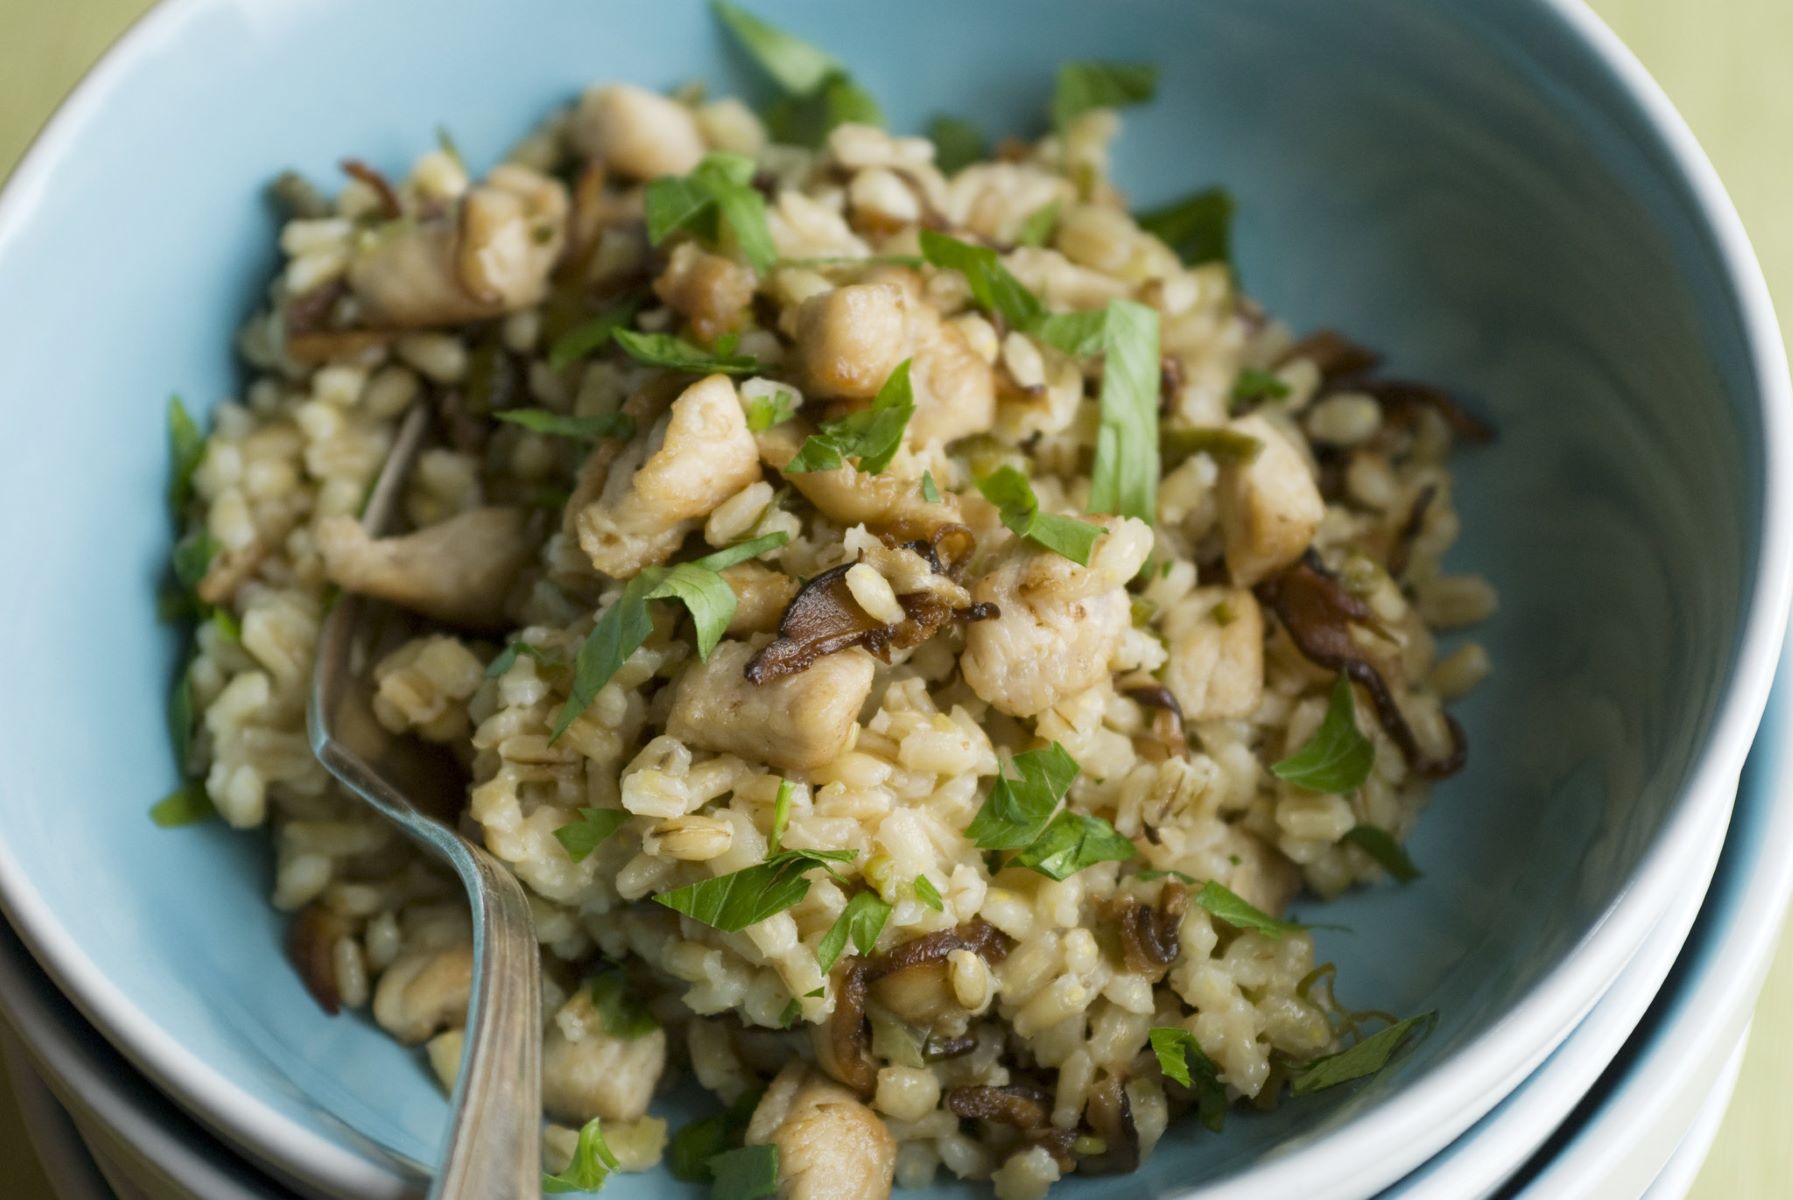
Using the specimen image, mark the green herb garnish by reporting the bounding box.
[553,808,631,863]
[548,296,646,371]
[1193,880,1321,939]
[495,409,635,441]
[1032,308,1109,358]
[590,969,659,1038]
[485,640,563,679]
[744,386,799,432]
[713,1,881,148]
[150,784,214,828]
[1017,201,1060,248]
[1230,366,1291,411]
[1052,62,1159,134]
[1343,825,1421,883]
[644,153,777,273]
[920,470,941,504]
[769,779,794,853]
[669,1090,761,1182]
[976,466,1104,565]
[785,359,914,474]
[542,1116,618,1194]
[707,1144,780,1200]
[1290,1012,1437,1095]
[1271,675,1374,794]
[654,847,857,932]
[1161,426,1263,467]
[913,874,945,911]
[171,530,218,591]
[613,329,760,376]
[928,115,987,175]
[1135,868,1197,884]
[553,533,787,738]
[816,890,892,972]
[765,76,883,148]
[965,743,1080,851]
[167,395,205,517]
[1010,810,1135,880]
[1139,186,1234,268]
[1086,298,1161,523]
[1148,1027,1228,1131]
[918,229,1045,329]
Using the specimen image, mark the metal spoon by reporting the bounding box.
[308,402,541,1200]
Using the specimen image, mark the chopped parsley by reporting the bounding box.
[920,470,941,504]
[668,1090,760,1182]
[1016,201,1060,248]
[1270,675,1375,794]
[976,465,1104,565]
[541,1116,619,1194]
[171,530,218,591]
[769,779,794,853]
[553,808,631,862]
[1086,298,1161,523]
[1032,308,1109,358]
[1343,825,1421,883]
[785,359,914,474]
[1161,426,1263,467]
[644,153,777,272]
[167,395,205,516]
[913,874,945,911]
[149,784,214,828]
[1052,61,1159,134]
[1148,1028,1227,1131]
[1010,810,1135,880]
[654,846,858,932]
[1139,186,1234,268]
[713,1,881,148]
[1135,868,1197,884]
[552,533,788,738]
[918,229,1045,329]
[589,969,659,1038]
[707,1144,780,1200]
[494,409,635,441]
[547,296,645,371]
[1193,880,1325,939]
[928,115,987,175]
[965,743,1080,851]
[1290,1012,1437,1095]
[613,329,759,376]
[743,385,799,432]
[1230,366,1291,411]
[815,890,892,972]
[485,639,563,679]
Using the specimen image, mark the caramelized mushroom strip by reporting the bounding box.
[1123,682,1188,761]
[1365,379,1497,445]
[1255,555,1466,778]
[745,561,997,684]
[1108,882,1188,978]
[1386,484,1437,581]
[287,903,350,1015]
[946,1085,1076,1170]
[1276,329,1383,383]
[1079,1074,1141,1175]
[819,920,1014,1097]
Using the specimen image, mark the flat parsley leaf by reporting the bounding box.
[920,471,941,504]
[770,779,794,853]
[552,533,788,738]
[645,153,777,272]
[167,395,205,517]
[1230,365,1290,412]
[1271,675,1375,794]
[1017,201,1060,248]
[553,808,631,862]
[913,874,945,911]
[815,890,892,972]
[1032,308,1109,358]
[1010,810,1135,880]
[1052,61,1159,134]
[494,408,635,441]
[712,0,843,94]
[1086,298,1161,523]
[613,328,760,375]
[785,358,914,475]
[589,968,659,1038]
[1139,186,1234,268]
[928,115,987,175]
[976,466,1104,566]
[918,229,1045,329]
[1343,824,1421,883]
[654,847,858,932]
[1193,880,1323,939]
[1290,1012,1438,1096]
[548,295,645,370]
[1149,1028,1228,1131]
[485,639,563,680]
[542,1116,619,1194]
[744,386,799,432]
[150,783,214,828]
[668,1089,761,1182]
[707,1144,780,1200]
[965,743,1080,851]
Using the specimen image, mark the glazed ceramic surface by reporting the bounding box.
[0,0,1786,1197]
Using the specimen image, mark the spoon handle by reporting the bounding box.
[431,841,542,1200]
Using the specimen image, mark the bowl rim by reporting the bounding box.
[0,0,1787,1197]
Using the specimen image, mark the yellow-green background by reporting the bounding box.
[0,0,1788,1195]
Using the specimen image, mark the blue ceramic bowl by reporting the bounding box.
[0,1,1786,1197]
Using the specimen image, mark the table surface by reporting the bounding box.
[1,0,1790,1196]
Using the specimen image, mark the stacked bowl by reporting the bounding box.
[0,0,1788,1197]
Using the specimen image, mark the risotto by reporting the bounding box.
[159,6,1495,1197]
